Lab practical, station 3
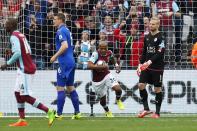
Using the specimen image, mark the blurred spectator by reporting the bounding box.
[0,1,3,26]
[101,15,118,55]
[0,1,4,59]
[0,1,2,10]
[24,0,48,70]
[71,0,89,28]
[113,19,127,61]
[117,0,128,21]
[82,16,100,41]
[130,0,150,32]
[193,0,197,35]
[143,16,150,35]
[125,5,140,31]
[87,0,99,16]
[174,16,182,62]
[42,7,56,69]
[97,30,107,45]
[180,0,192,42]
[152,0,181,65]
[191,39,197,68]
[100,0,119,20]
[75,30,95,69]
[152,0,180,42]
[8,0,23,17]
[101,15,115,41]
[124,21,144,68]
[125,5,137,21]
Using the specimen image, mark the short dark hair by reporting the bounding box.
[6,18,18,32]
[56,13,65,22]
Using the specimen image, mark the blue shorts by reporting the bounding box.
[57,64,75,87]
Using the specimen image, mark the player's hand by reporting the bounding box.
[102,63,109,70]
[137,64,142,76]
[96,63,108,72]
[50,55,57,63]
[5,48,12,56]
[115,63,121,74]
[141,60,152,71]
[0,63,7,70]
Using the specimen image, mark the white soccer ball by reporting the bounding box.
[97,60,105,65]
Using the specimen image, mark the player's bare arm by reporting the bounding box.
[87,61,108,70]
[110,56,121,73]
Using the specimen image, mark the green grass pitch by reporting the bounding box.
[0,117,197,131]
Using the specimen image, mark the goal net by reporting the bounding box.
[0,0,197,117]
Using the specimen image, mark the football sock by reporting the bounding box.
[57,91,66,115]
[103,105,109,112]
[100,96,109,112]
[37,103,49,113]
[70,90,80,114]
[23,95,49,113]
[140,89,149,110]
[155,92,163,115]
[15,92,25,119]
[115,89,122,100]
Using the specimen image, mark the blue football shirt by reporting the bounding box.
[55,24,75,67]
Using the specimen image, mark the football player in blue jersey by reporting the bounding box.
[50,13,80,119]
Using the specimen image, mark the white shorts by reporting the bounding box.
[92,73,119,98]
[15,69,34,95]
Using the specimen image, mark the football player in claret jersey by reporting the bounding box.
[137,17,166,119]
[87,41,125,117]
[50,13,80,119]
[0,18,55,126]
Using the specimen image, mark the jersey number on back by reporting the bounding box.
[23,37,30,54]
[19,33,30,54]
[70,32,73,46]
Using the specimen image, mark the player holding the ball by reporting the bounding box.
[87,41,124,117]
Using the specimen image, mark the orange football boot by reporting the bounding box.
[9,119,28,127]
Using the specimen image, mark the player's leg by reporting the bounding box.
[107,74,124,110]
[56,68,66,118]
[151,71,164,119]
[92,79,113,117]
[151,87,162,118]
[9,70,27,127]
[14,92,25,119]
[21,72,55,125]
[138,71,152,118]
[23,95,56,125]
[66,68,80,119]
[68,85,81,120]
[100,95,114,117]
[10,92,27,127]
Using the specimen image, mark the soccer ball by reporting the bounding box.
[96,60,106,65]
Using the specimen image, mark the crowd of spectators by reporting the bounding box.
[0,0,197,70]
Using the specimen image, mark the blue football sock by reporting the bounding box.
[57,91,66,115]
[70,90,80,114]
